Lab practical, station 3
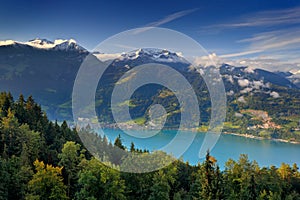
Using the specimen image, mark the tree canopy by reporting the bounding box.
[0,91,300,200]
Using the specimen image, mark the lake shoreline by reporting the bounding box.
[101,123,300,145]
[100,128,300,168]
[222,131,300,145]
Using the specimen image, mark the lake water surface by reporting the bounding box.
[101,129,300,169]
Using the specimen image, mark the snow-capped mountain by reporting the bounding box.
[25,38,55,49]
[93,48,189,64]
[53,39,86,51]
[0,40,299,121]
[0,38,87,52]
[100,48,190,72]
[95,48,299,90]
[289,69,300,75]
[118,48,188,63]
[0,40,17,46]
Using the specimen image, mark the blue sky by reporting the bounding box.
[1,0,300,71]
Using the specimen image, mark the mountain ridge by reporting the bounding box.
[1,38,299,75]
[0,38,87,52]
[0,38,300,143]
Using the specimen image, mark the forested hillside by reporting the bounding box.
[1,92,300,200]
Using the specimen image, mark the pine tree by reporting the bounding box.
[58,141,85,198]
[114,134,126,150]
[247,174,257,200]
[130,142,135,152]
[148,170,171,200]
[200,151,215,200]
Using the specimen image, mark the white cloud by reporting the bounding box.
[192,52,299,72]
[270,91,280,98]
[237,96,246,103]
[93,53,121,61]
[224,56,299,72]
[193,53,224,67]
[242,29,300,52]
[204,6,300,71]
[238,79,250,87]
[193,51,297,72]
[134,8,198,34]
[209,6,300,29]
[220,49,263,58]
[244,67,255,73]
[227,90,234,96]
[219,28,300,64]
[240,87,253,94]
[252,80,264,89]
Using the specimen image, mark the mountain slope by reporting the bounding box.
[1,40,300,141]
[0,39,88,119]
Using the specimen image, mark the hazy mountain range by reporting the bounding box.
[1,38,300,140]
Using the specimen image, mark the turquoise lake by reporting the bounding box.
[100,129,300,169]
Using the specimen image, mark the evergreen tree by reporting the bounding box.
[200,150,218,200]
[58,141,85,198]
[247,174,257,200]
[114,134,126,150]
[148,170,171,200]
[130,142,135,152]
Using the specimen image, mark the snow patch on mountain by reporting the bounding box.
[0,38,86,51]
[289,69,300,75]
[53,39,86,51]
[0,40,16,46]
[25,39,54,49]
[116,48,189,64]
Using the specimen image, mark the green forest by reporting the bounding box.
[1,91,300,200]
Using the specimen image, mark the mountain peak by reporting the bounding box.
[28,38,53,44]
[0,40,16,46]
[290,69,300,75]
[25,38,55,49]
[53,38,76,45]
[53,39,85,51]
[0,38,86,52]
[117,48,189,64]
